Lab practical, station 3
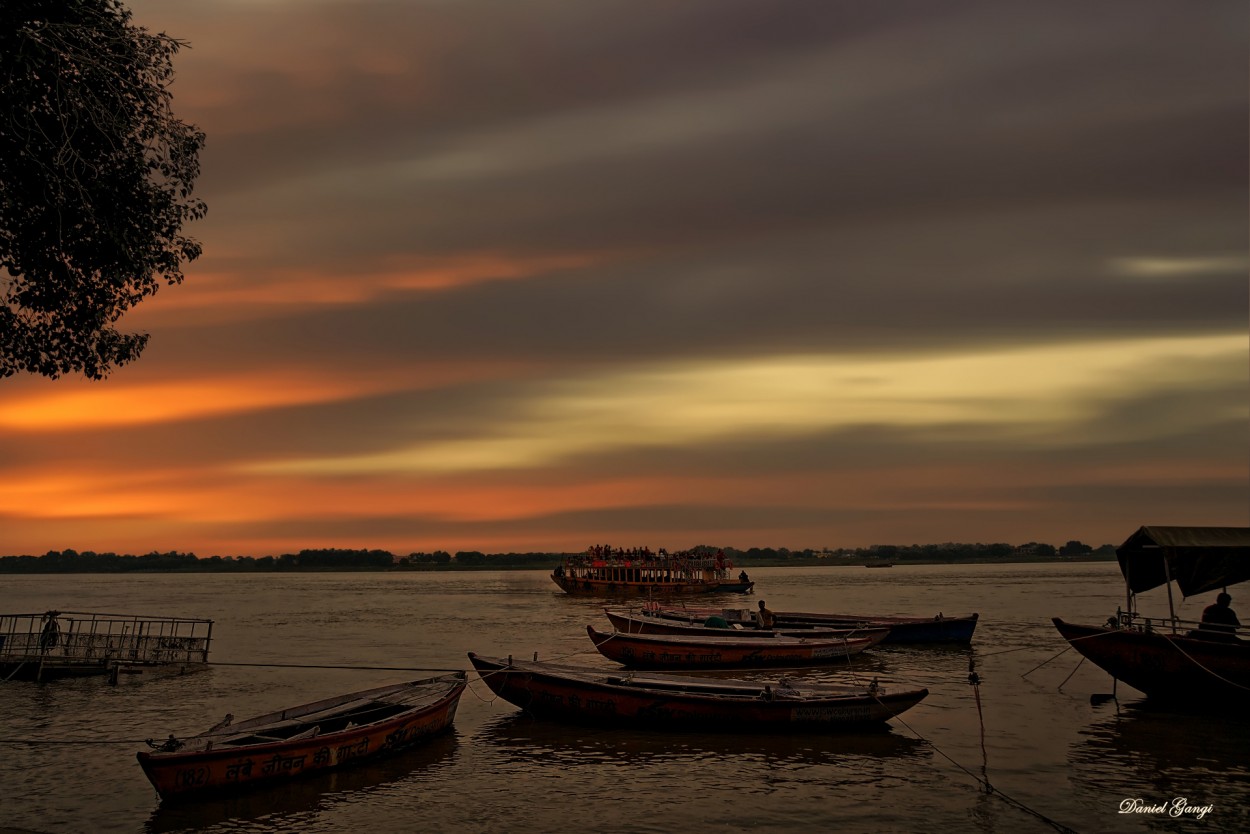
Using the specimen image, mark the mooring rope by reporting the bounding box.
[1020,646,1071,679]
[1040,624,1250,693]
[1153,634,1250,691]
[0,737,157,745]
[464,674,502,704]
[466,660,533,709]
[1020,626,1130,680]
[1055,657,1087,691]
[877,682,1081,834]
[206,661,467,673]
[980,644,1056,658]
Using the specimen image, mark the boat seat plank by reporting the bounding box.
[605,675,770,696]
[223,698,398,738]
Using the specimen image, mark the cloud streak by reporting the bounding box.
[3,0,1244,556]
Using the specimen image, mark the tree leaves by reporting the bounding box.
[0,0,205,379]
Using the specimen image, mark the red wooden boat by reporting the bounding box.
[654,606,979,645]
[768,611,977,645]
[1053,525,1250,705]
[468,653,927,729]
[603,608,885,642]
[585,625,883,669]
[136,673,467,799]
[1052,618,1250,702]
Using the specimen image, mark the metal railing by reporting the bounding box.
[0,610,213,667]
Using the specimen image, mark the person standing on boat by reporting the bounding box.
[1199,593,1241,641]
[756,600,776,629]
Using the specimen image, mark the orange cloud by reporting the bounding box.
[0,464,787,530]
[0,468,203,520]
[376,252,601,291]
[130,250,609,325]
[0,360,529,433]
[0,375,390,433]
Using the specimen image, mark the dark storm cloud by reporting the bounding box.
[188,0,955,196]
[128,0,1247,373]
[147,223,1245,376]
[177,0,1244,272]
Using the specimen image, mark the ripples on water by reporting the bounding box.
[1,563,1247,833]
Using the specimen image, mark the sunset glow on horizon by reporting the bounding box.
[2,0,1246,558]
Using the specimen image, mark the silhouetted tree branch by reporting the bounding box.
[1,0,205,379]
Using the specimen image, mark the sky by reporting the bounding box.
[2,0,1247,557]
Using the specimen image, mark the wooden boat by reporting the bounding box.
[1053,525,1250,705]
[136,673,467,799]
[468,653,928,730]
[654,606,979,645]
[585,625,884,669]
[603,608,884,642]
[770,611,978,644]
[551,546,752,596]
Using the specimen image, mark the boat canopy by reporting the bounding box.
[1117,525,1250,597]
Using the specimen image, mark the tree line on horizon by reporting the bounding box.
[0,541,1114,573]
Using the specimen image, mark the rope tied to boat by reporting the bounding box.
[1020,623,1128,681]
[1159,631,1250,693]
[1049,615,1250,695]
[968,657,991,794]
[871,668,1080,834]
[145,734,183,752]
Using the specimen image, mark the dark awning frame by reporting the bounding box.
[1117,526,1250,597]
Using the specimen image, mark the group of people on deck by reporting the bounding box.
[577,545,731,569]
[583,545,696,561]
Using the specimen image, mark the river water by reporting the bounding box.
[1,563,1246,833]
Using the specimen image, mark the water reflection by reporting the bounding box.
[1074,702,1249,770]
[1,565,1146,834]
[1068,702,1250,825]
[144,732,460,834]
[475,711,928,770]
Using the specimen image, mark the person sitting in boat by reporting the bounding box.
[1197,592,1241,641]
[756,600,776,629]
[739,570,750,583]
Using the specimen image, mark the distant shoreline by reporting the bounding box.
[0,554,1118,574]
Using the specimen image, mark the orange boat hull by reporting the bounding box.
[137,678,465,799]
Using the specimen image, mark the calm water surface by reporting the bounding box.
[1,564,1246,833]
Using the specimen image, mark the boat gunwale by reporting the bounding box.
[1051,616,1250,701]
[603,608,885,640]
[139,673,467,763]
[467,652,926,708]
[587,625,881,652]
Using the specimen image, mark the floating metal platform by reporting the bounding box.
[0,610,213,683]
